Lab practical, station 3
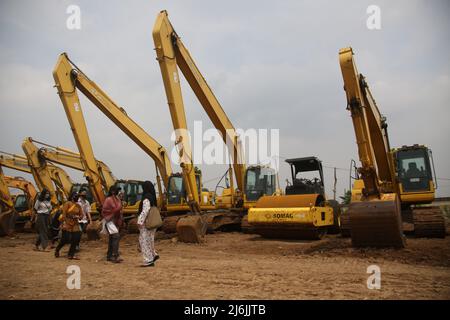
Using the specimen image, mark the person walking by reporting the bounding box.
[55,192,83,260]
[76,189,92,251]
[102,186,123,263]
[33,188,52,251]
[137,181,159,267]
[77,189,92,233]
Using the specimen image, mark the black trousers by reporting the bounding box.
[56,230,81,257]
[79,222,88,233]
[49,211,62,244]
[107,229,120,260]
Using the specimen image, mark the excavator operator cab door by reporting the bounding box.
[167,174,185,205]
[244,166,277,202]
[167,173,204,206]
[395,145,435,193]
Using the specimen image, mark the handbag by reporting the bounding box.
[145,206,163,230]
[106,220,119,234]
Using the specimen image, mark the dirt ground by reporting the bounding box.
[0,231,449,300]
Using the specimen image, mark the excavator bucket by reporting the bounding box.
[348,193,405,248]
[0,210,14,236]
[248,194,334,240]
[176,215,208,243]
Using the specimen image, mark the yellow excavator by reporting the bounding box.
[338,47,445,247]
[0,151,77,202]
[52,55,156,221]
[0,168,16,235]
[52,52,227,238]
[0,172,37,235]
[34,138,147,218]
[153,10,279,241]
[0,150,89,234]
[32,138,114,198]
[24,137,121,210]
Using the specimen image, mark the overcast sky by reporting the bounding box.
[1,0,449,199]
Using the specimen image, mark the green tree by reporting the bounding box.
[340,190,352,205]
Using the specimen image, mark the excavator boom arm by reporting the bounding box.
[339,47,394,197]
[153,10,246,194]
[53,55,106,206]
[53,53,172,197]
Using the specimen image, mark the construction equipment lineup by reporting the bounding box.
[0,10,446,247]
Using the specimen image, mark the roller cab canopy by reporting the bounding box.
[285,156,325,195]
[286,157,323,174]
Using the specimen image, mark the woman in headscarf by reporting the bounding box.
[102,185,123,263]
[137,181,159,267]
[33,188,52,251]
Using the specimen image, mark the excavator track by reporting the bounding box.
[348,194,405,248]
[412,207,446,238]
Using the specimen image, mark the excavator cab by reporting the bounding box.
[167,172,213,208]
[167,173,201,206]
[113,180,143,206]
[13,194,29,214]
[285,157,325,196]
[244,166,277,202]
[70,183,94,204]
[394,145,436,199]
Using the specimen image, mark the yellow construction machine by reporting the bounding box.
[52,56,155,220]
[52,52,236,240]
[338,47,445,247]
[153,10,279,241]
[248,157,339,239]
[0,150,79,202]
[0,173,37,235]
[0,168,16,235]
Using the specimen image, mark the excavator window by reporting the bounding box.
[167,175,185,205]
[396,148,432,192]
[114,181,143,206]
[14,194,29,213]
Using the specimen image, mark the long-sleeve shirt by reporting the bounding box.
[34,200,52,215]
[60,201,83,232]
[101,196,123,226]
[137,198,151,227]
